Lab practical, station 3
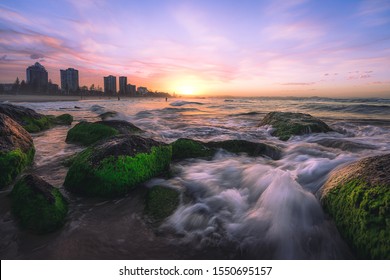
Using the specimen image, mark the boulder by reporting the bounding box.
[171,138,213,160]
[0,103,73,132]
[259,112,332,141]
[64,135,172,197]
[145,185,180,221]
[0,113,35,188]
[205,139,281,159]
[52,113,73,125]
[320,154,390,259]
[99,111,118,120]
[171,138,281,160]
[66,120,142,146]
[11,174,68,233]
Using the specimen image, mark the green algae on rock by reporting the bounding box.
[145,185,180,221]
[11,174,68,233]
[171,138,281,160]
[205,139,281,159]
[65,120,142,146]
[64,135,172,197]
[171,138,213,160]
[320,154,390,259]
[52,113,73,125]
[0,103,73,132]
[0,113,35,188]
[259,111,332,141]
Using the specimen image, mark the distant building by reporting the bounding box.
[137,86,148,95]
[60,68,79,92]
[126,84,136,96]
[26,62,48,91]
[119,76,127,94]
[104,75,117,94]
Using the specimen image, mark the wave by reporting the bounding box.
[299,103,390,115]
[170,100,204,106]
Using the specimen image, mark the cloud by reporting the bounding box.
[30,53,44,59]
[280,82,315,86]
[0,55,11,61]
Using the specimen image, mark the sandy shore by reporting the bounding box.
[0,94,106,103]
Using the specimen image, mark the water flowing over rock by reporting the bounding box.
[0,113,35,188]
[259,112,332,141]
[11,174,68,233]
[320,154,390,259]
[64,135,172,197]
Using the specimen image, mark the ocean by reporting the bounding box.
[1,96,390,259]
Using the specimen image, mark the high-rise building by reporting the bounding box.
[104,75,116,94]
[119,76,127,94]
[26,62,48,91]
[126,84,136,96]
[60,68,79,92]
[137,86,148,95]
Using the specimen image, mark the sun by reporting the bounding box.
[179,85,196,95]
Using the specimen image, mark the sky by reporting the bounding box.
[0,0,390,97]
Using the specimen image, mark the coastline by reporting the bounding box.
[0,94,84,103]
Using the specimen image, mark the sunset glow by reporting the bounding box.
[0,0,390,97]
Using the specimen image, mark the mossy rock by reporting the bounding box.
[64,135,172,197]
[52,114,73,125]
[0,103,73,132]
[0,148,35,188]
[171,138,281,160]
[11,174,68,233]
[205,139,281,159]
[66,120,142,146]
[259,111,332,141]
[22,115,54,133]
[0,113,35,188]
[99,111,118,120]
[145,185,180,221]
[171,138,213,160]
[320,154,390,259]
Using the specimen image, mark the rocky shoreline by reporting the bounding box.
[1,103,388,259]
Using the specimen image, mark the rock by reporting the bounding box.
[171,138,281,160]
[52,114,73,125]
[313,138,376,152]
[0,113,35,188]
[66,120,142,146]
[0,103,73,132]
[64,135,172,197]
[145,185,180,221]
[99,111,118,120]
[11,174,68,233]
[259,112,332,141]
[171,138,213,160]
[320,154,390,259]
[205,139,281,160]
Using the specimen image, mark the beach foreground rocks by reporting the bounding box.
[320,154,390,259]
[11,174,68,233]
[259,111,332,141]
[0,113,35,188]
[171,138,281,160]
[145,185,180,221]
[66,120,142,146]
[0,103,73,132]
[64,135,172,197]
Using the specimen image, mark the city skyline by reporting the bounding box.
[1,0,390,97]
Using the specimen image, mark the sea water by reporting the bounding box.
[1,97,389,259]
